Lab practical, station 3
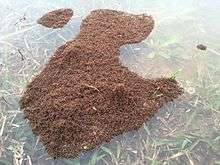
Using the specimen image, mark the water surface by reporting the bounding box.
[0,0,219,164]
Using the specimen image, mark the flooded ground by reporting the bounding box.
[0,0,219,164]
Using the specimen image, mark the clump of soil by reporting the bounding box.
[197,44,207,50]
[37,8,73,28]
[20,9,183,158]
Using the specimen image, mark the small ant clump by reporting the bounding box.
[197,44,207,50]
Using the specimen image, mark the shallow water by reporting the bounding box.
[0,0,219,164]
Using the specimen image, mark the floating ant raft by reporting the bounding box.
[20,9,183,158]
[37,8,73,28]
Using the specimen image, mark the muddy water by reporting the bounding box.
[0,0,219,164]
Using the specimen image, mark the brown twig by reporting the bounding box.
[18,49,25,60]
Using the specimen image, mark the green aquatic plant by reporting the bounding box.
[169,69,182,81]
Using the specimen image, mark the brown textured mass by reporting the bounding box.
[37,8,73,28]
[20,9,183,158]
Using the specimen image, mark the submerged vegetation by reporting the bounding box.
[169,69,182,81]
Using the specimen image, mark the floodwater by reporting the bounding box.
[0,0,219,164]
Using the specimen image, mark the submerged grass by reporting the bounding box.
[169,69,182,82]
